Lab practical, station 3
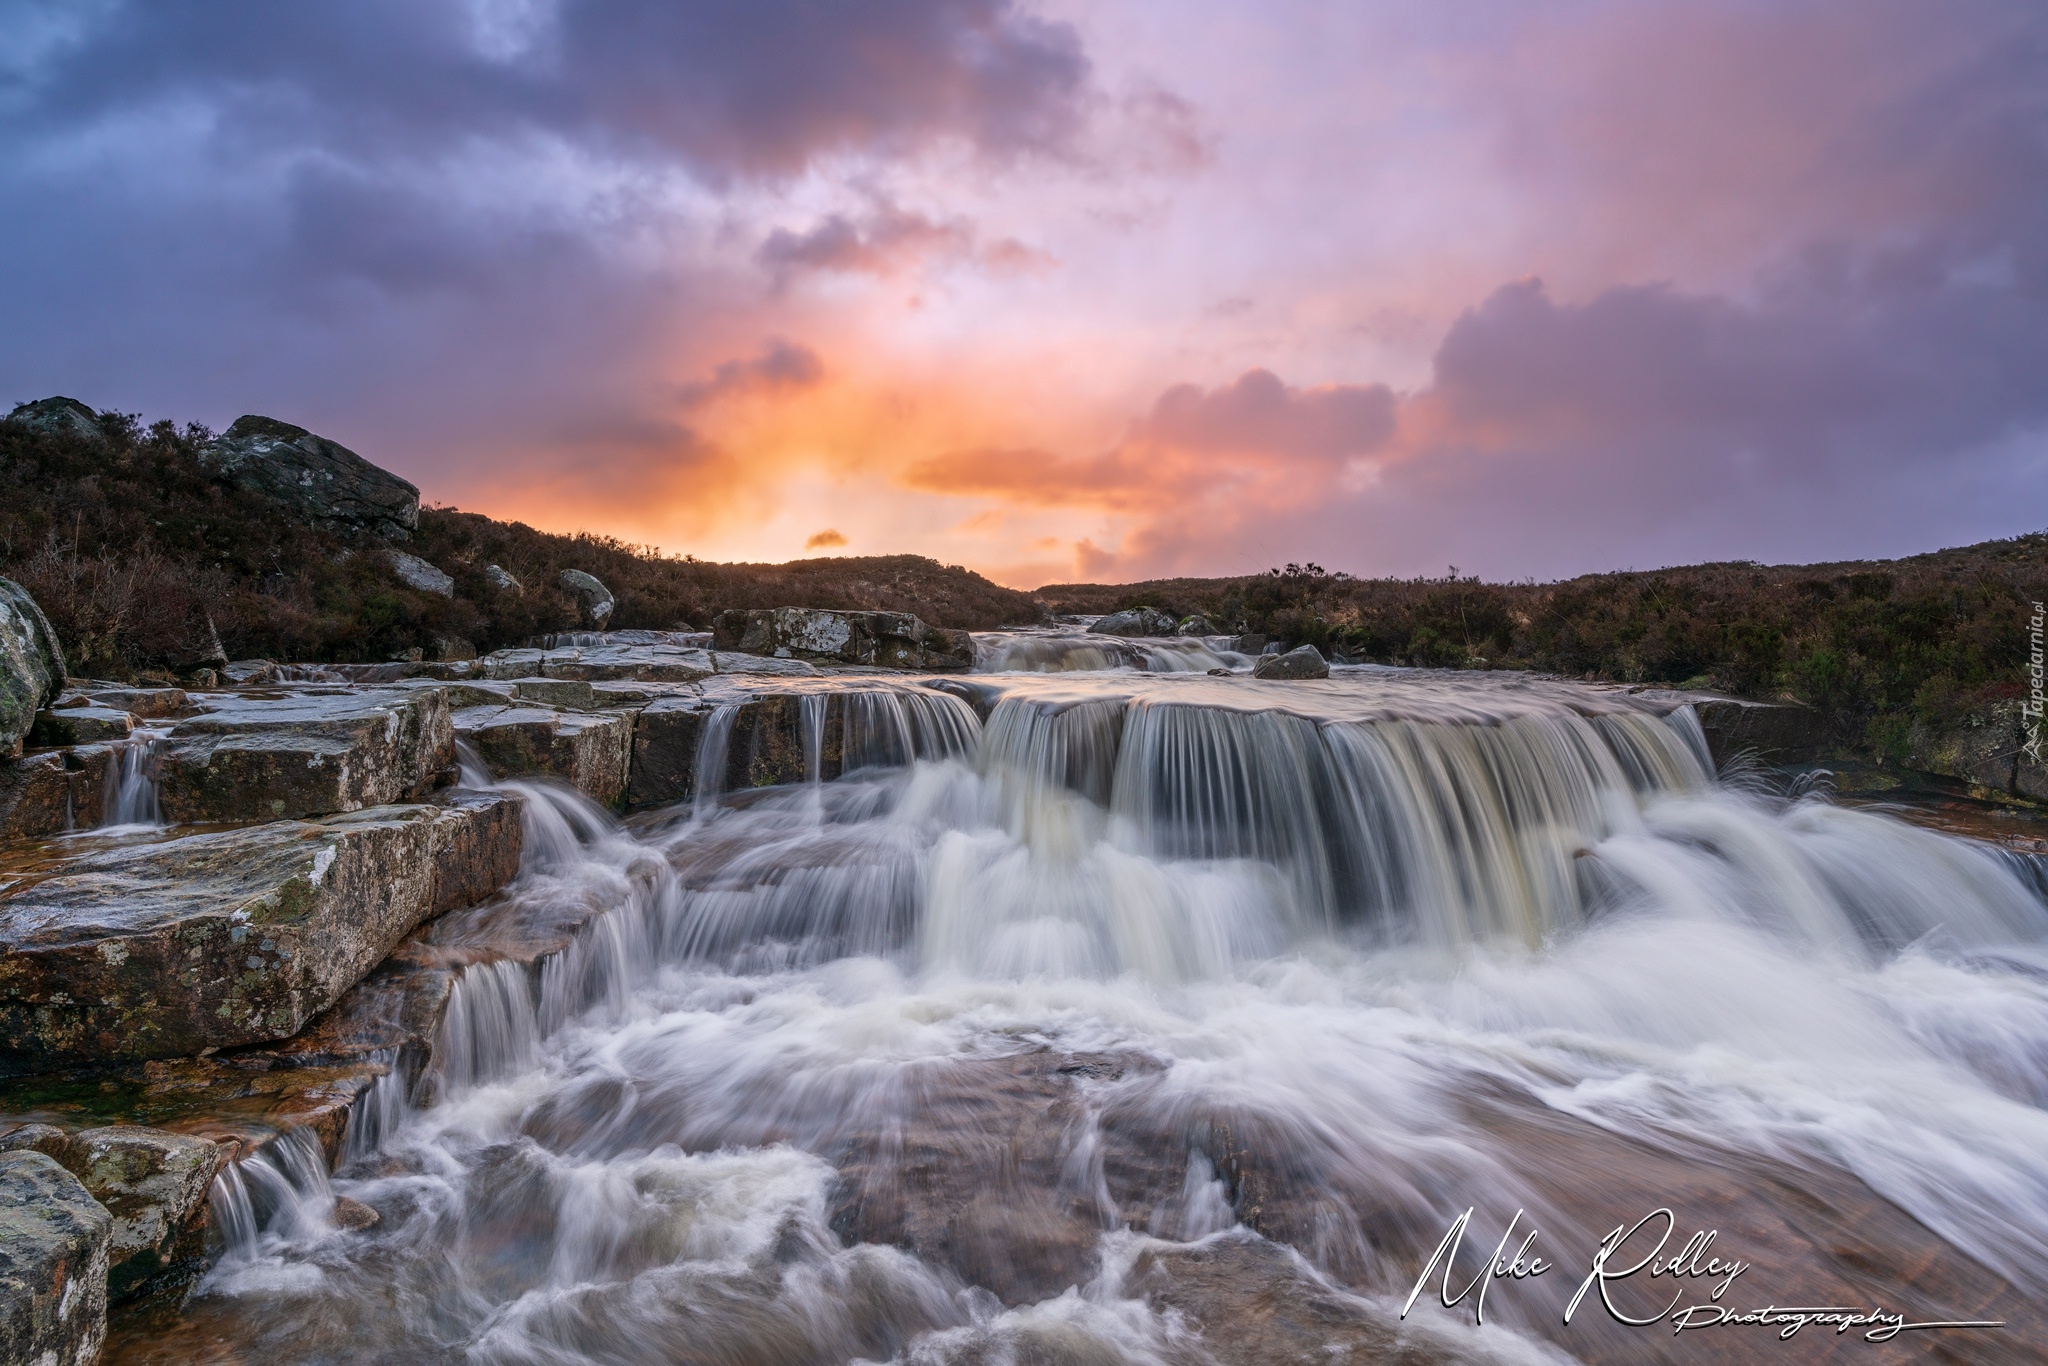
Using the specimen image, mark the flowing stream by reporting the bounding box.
[120,667,2048,1364]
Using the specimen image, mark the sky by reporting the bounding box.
[2,0,2044,586]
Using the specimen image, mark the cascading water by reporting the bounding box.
[129,668,2048,1365]
[100,727,165,828]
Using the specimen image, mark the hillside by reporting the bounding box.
[1039,541,2048,753]
[0,401,1041,679]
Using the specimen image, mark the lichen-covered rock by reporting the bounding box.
[0,790,523,1071]
[30,706,134,746]
[1175,614,1215,636]
[0,1124,223,1298]
[454,705,634,808]
[0,1150,109,1366]
[1088,607,1177,638]
[558,569,615,626]
[0,745,113,841]
[712,607,974,671]
[2,576,69,758]
[483,564,523,594]
[154,686,453,823]
[387,549,453,597]
[1251,644,1330,680]
[475,643,715,683]
[201,415,420,542]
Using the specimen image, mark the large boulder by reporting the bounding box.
[1251,643,1330,680]
[712,607,974,671]
[388,549,453,597]
[1088,607,1178,638]
[559,569,615,626]
[0,790,523,1071]
[1,576,68,759]
[200,415,420,542]
[0,1150,109,1366]
[5,396,104,443]
[0,1124,222,1299]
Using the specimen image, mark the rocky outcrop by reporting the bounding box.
[483,564,523,594]
[0,1150,109,1366]
[1251,643,1330,680]
[5,396,104,443]
[455,705,634,808]
[0,791,523,1071]
[388,550,453,597]
[200,415,420,542]
[2,576,68,758]
[153,687,453,823]
[1088,606,1177,638]
[712,607,974,671]
[0,1124,222,1298]
[559,570,615,626]
[1175,614,1216,636]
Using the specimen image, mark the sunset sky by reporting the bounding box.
[3,1,2044,585]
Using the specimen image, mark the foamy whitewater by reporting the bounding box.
[151,660,2048,1364]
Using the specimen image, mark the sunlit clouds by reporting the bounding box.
[2,0,2043,583]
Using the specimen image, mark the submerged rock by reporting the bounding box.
[1087,606,1177,638]
[712,607,974,671]
[558,570,615,627]
[0,790,524,1071]
[0,1150,109,1366]
[201,415,420,542]
[1251,643,1329,680]
[2,576,68,758]
[387,550,453,597]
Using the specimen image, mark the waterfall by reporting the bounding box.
[692,703,741,818]
[973,628,1251,674]
[432,960,540,1094]
[100,728,165,828]
[207,1129,334,1263]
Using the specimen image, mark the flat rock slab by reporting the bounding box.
[152,686,454,822]
[714,607,974,671]
[454,705,634,808]
[0,790,522,1071]
[0,1149,110,1366]
[31,706,135,745]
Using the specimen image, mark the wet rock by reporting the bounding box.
[559,570,615,627]
[0,790,524,1071]
[626,690,828,807]
[2,575,69,758]
[0,1124,225,1299]
[154,686,454,823]
[83,688,189,719]
[0,744,113,840]
[222,660,278,686]
[1087,607,1177,638]
[482,564,523,594]
[509,678,597,709]
[201,415,420,542]
[1252,644,1329,680]
[6,395,105,443]
[1692,696,1830,770]
[1175,614,1215,636]
[331,1196,380,1231]
[0,1150,110,1366]
[31,706,134,746]
[455,705,634,807]
[712,607,975,671]
[1235,633,1269,655]
[387,550,453,597]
